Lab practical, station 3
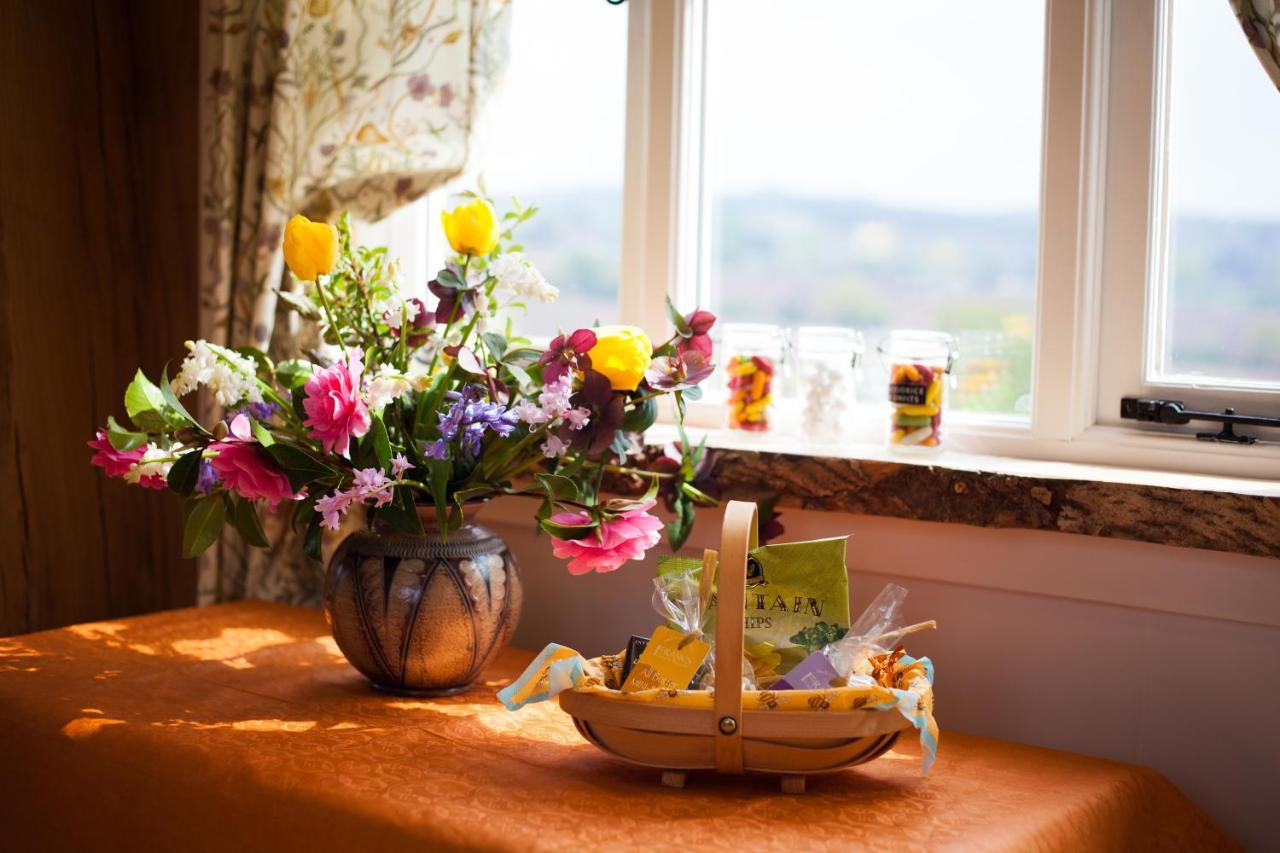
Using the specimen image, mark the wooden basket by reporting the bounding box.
[558,500,912,792]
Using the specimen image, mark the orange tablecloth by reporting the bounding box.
[0,602,1233,852]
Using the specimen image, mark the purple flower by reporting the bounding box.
[226,401,280,423]
[195,459,219,495]
[538,329,597,384]
[645,351,714,391]
[429,263,480,325]
[435,385,520,457]
[424,439,450,460]
[569,369,626,456]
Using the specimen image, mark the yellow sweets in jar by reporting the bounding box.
[726,354,775,431]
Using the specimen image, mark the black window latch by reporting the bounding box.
[1119,397,1280,445]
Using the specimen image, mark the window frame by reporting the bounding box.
[395,0,1280,481]
[622,0,1280,480]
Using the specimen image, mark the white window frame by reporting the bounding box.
[386,0,1280,481]
[617,0,1280,480]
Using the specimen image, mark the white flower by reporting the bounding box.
[541,434,569,458]
[172,340,263,407]
[371,260,405,328]
[511,400,550,426]
[490,252,558,304]
[364,365,412,410]
[405,354,436,391]
[125,443,176,485]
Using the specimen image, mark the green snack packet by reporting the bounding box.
[657,537,850,685]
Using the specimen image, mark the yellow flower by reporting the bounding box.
[441,198,499,256]
[588,325,653,392]
[282,214,337,281]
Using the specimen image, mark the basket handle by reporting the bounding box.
[713,500,757,774]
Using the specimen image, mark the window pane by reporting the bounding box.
[473,0,627,337]
[701,0,1044,415]
[1162,2,1280,385]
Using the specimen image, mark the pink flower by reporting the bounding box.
[549,499,664,575]
[677,310,716,359]
[88,430,166,489]
[302,348,371,455]
[210,443,297,509]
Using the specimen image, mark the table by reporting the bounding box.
[0,602,1233,852]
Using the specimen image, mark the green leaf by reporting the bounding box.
[370,414,391,470]
[480,332,508,363]
[504,361,533,391]
[167,450,203,496]
[680,482,718,506]
[302,512,324,561]
[539,516,598,540]
[666,495,696,552]
[251,419,275,447]
[682,385,703,402]
[621,397,658,433]
[534,472,579,502]
[276,359,314,391]
[292,492,318,532]
[228,495,270,548]
[265,444,339,491]
[435,267,464,289]
[666,295,691,335]
[291,387,308,424]
[278,289,322,320]
[124,370,168,433]
[106,415,148,451]
[424,457,451,527]
[379,486,424,535]
[160,365,204,432]
[449,485,492,533]
[182,497,225,558]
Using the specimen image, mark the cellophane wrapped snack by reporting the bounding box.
[657,536,851,687]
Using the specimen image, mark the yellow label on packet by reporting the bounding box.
[621,625,710,693]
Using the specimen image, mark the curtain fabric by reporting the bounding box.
[198,0,509,606]
[1229,0,1280,89]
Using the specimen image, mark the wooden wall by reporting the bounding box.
[0,1,200,635]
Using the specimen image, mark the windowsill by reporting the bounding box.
[640,422,1280,559]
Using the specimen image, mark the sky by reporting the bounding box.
[474,0,1279,221]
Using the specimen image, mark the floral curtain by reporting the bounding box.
[198,0,510,606]
[1228,0,1280,89]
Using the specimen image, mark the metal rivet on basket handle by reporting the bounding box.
[713,500,757,775]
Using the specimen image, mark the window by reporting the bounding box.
[474,0,628,337]
[1097,0,1280,464]
[696,0,1045,416]
[364,0,628,339]
[1159,1,1280,387]
[376,0,1280,478]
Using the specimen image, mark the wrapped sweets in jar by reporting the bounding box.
[879,330,957,453]
[795,326,864,441]
[723,323,785,431]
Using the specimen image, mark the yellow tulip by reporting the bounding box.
[587,325,653,392]
[441,198,499,256]
[282,214,337,281]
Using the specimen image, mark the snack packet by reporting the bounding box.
[657,536,851,686]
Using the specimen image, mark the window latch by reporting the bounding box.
[1119,397,1280,445]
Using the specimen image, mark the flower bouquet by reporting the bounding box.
[88,192,719,576]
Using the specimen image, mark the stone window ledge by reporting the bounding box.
[638,426,1280,559]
